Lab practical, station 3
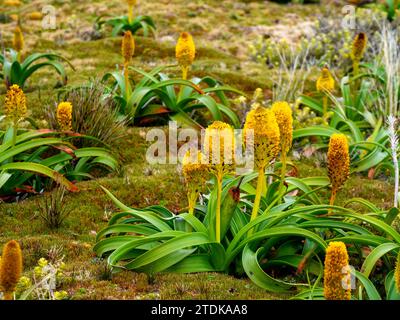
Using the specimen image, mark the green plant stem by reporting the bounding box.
[249,167,265,230]
[128,5,134,23]
[353,60,359,78]
[322,96,328,116]
[328,187,337,215]
[277,151,287,201]
[261,170,267,196]
[216,173,223,243]
[181,66,188,80]
[188,191,197,215]
[12,121,17,147]
[124,63,130,101]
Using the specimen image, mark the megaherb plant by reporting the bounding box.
[0,27,74,89]
[95,104,400,298]
[104,0,156,37]
[294,35,393,176]
[102,32,241,128]
[0,86,118,200]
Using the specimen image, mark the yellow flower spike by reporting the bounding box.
[327,134,350,210]
[272,101,293,197]
[351,33,368,60]
[176,32,195,80]
[4,84,27,123]
[182,150,209,215]
[244,106,280,225]
[395,252,400,293]
[4,0,22,7]
[0,240,23,300]
[13,26,24,61]
[27,11,43,21]
[271,101,293,155]
[56,102,73,132]
[316,67,335,116]
[323,241,351,300]
[121,30,135,64]
[204,121,235,243]
[121,31,135,97]
[244,106,280,171]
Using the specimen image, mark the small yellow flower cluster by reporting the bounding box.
[4,84,27,123]
[16,276,32,293]
[323,241,351,300]
[316,67,335,93]
[56,102,73,131]
[54,290,68,300]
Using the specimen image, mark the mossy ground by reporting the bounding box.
[0,0,394,300]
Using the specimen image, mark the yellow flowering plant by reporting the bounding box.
[294,69,393,176]
[103,0,156,37]
[94,109,400,298]
[0,47,74,89]
[0,88,118,199]
[102,65,242,128]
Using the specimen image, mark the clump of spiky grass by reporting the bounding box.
[36,185,72,229]
[47,81,127,148]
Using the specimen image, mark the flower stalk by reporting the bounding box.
[204,121,235,242]
[243,106,280,230]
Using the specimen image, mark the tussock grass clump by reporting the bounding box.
[36,186,72,229]
[47,82,127,148]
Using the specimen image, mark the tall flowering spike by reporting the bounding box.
[122,31,135,64]
[204,121,235,243]
[182,150,209,215]
[271,101,293,155]
[125,0,137,5]
[323,241,351,300]
[351,32,368,62]
[56,102,73,131]
[0,240,23,300]
[316,67,335,93]
[13,26,24,53]
[176,32,195,79]
[328,134,350,192]
[204,121,235,176]
[243,106,280,170]
[4,84,27,123]
[395,252,400,293]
